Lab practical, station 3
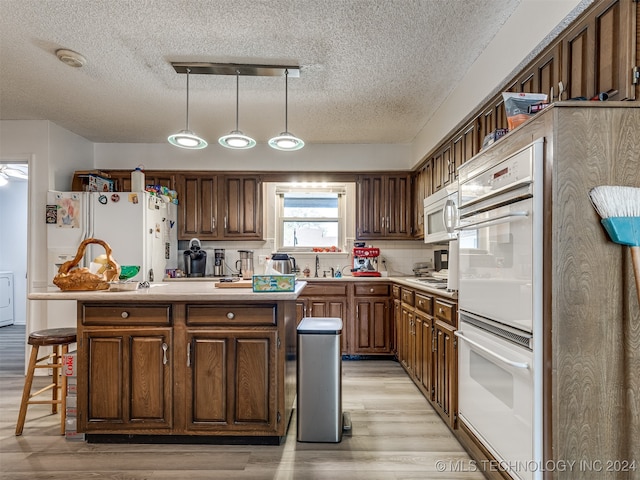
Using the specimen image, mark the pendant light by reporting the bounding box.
[218,70,256,149]
[168,68,208,149]
[269,69,304,151]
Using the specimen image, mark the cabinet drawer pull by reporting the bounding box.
[226,312,235,320]
[369,288,374,293]
[439,307,444,314]
[121,311,129,319]
[162,343,168,365]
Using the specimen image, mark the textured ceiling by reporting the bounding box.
[0,0,522,145]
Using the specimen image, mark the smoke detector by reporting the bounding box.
[56,49,86,68]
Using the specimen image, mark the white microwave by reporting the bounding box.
[423,181,458,244]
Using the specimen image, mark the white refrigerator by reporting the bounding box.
[47,191,178,284]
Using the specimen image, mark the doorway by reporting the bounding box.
[0,159,29,347]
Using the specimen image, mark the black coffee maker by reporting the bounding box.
[434,249,448,271]
[184,238,206,277]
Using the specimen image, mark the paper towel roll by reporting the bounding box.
[448,239,459,291]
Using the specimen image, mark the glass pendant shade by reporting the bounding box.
[219,131,256,149]
[268,132,304,151]
[168,129,207,149]
[219,71,256,149]
[269,69,304,151]
[168,68,208,149]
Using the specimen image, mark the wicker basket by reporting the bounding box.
[53,238,120,291]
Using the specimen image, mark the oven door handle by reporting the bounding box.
[454,331,530,369]
[455,211,529,231]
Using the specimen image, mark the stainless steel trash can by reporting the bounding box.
[297,317,343,442]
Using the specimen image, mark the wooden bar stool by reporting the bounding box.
[15,327,77,436]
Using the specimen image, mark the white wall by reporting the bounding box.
[0,120,93,367]
[94,142,414,172]
[0,177,28,324]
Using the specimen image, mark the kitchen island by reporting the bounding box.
[29,281,305,444]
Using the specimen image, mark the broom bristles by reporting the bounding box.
[589,185,640,219]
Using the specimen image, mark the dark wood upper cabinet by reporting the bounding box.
[178,174,218,240]
[356,174,412,239]
[562,0,636,100]
[412,163,432,239]
[177,173,262,241]
[517,46,562,98]
[222,175,263,239]
[96,170,178,193]
[423,0,636,195]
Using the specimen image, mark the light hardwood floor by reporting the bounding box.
[0,324,483,479]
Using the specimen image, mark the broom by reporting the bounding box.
[589,185,640,304]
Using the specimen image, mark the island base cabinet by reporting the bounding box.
[79,328,173,433]
[185,330,278,434]
[76,299,296,441]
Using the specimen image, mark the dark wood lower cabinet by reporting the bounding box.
[419,314,433,400]
[77,300,295,439]
[297,281,393,356]
[396,287,457,429]
[352,283,391,355]
[353,297,391,354]
[186,330,277,432]
[82,328,172,432]
[297,282,348,353]
[433,319,456,430]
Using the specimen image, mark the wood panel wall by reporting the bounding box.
[551,106,640,479]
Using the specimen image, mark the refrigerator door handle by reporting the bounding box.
[84,193,94,268]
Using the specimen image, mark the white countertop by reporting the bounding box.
[29,280,307,301]
[30,276,457,302]
[392,277,458,300]
[165,275,457,299]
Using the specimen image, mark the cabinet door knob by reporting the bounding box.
[369,288,374,293]
[226,312,235,320]
[121,311,129,318]
[439,307,444,314]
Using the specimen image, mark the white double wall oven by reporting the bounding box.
[455,139,545,480]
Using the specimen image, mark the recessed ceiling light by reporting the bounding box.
[56,49,86,68]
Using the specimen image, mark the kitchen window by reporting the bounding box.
[275,185,347,251]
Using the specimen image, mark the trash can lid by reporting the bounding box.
[297,317,342,334]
